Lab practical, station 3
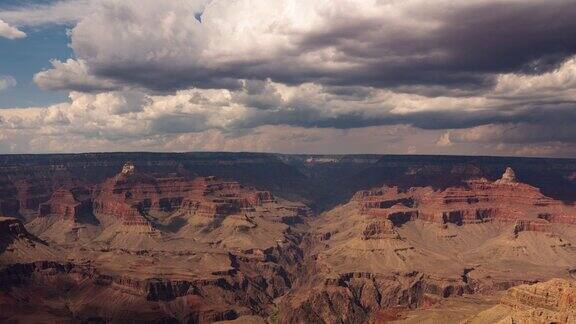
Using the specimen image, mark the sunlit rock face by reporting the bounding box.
[121,162,136,175]
[351,168,576,227]
[466,279,576,324]
[496,166,518,184]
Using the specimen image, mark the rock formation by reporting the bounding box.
[351,171,576,227]
[0,162,310,322]
[497,166,518,183]
[91,164,280,229]
[465,279,576,323]
[121,161,136,175]
[1,157,576,323]
[0,216,27,238]
[0,217,57,266]
[13,179,52,218]
[38,187,92,220]
[276,168,576,323]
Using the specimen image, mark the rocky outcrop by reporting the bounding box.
[496,166,518,184]
[0,217,28,238]
[280,271,474,324]
[180,176,277,220]
[2,156,576,323]
[38,187,92,221]
[247,191,275,206]
[351,168,576,228]
[501,279,576,311]
[121,161,136,175]
[93,164,277,225]
[512,219,551,236]
[93,164,165,226]
[13,179,52,216]
[362,219,398,240]
[0,217,56,266]
[465,279,576,324]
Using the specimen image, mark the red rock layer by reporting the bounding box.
[38,188,91,221]
[362,219,398,240]
[500,279,576,313]
[512,219,551,235]
[93,165,276,223]
[93,173,155,226]
[182,176,276,218]
[13,179,52,213]
[351,171,576,229]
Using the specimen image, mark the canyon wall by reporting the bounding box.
[1,154,576,323]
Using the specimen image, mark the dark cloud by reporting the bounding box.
[150,113,210,134]
[438,1,576,75]
[4,0,576,157]
[294,0,576,90]
[33,0,576,95]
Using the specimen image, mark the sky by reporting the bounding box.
[1,0,576,157]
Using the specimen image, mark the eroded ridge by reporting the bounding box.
[352,168,576,227]
[0,163,311,323]
[465,279,576,323]
[278,168,576,323]
[1,164,576,323]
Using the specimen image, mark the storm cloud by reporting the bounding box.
[23,0,576,93]
[1,0,576,156]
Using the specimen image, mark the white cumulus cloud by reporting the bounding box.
[0,19,26,39]
[0,75,17,91]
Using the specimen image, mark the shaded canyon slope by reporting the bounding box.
[1,153,576,323]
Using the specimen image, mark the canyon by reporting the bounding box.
[1,153,576,323]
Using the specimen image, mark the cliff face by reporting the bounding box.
[0,152,307,219]
[276,168,576,323]
[1,152,576,217]
[0,162,310,323]
[38,188,92,220]
[352,169,576,228]
[91,169,280,227]
[465,279,576,324]
[1,155,576,323]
